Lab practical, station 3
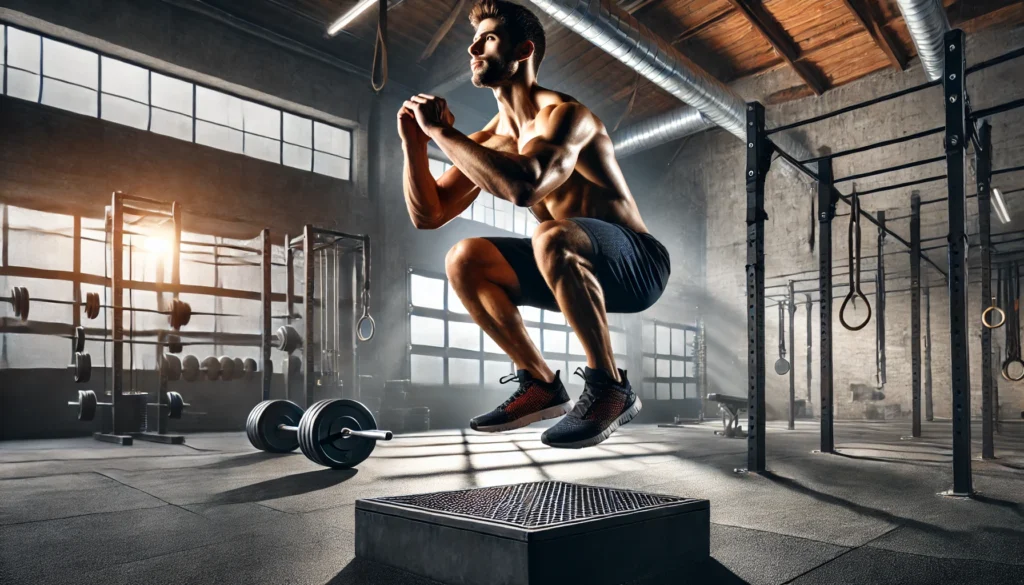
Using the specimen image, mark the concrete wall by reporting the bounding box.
[693,25,1024,422]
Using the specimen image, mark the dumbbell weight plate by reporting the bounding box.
[74,326,86,353]
[162,354,182,382]
[74,352,91,383]
[167,334,183,354]
[275,325,302,353]
[75,389,98,422]
[298,399,378,469]
[243,358,258,380]
[18,287,29,321]
[11,287,22,319]
[218,356,235,381]
[246,399,303,452]
[182,355,200,382]
[202,356,221,381]
[232,357,245,380]
[167,391,185,419]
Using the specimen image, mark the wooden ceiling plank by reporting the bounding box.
[419,0,472,62]
[839,0,907,71]
[723,0,827,95]
[671,5,734,45]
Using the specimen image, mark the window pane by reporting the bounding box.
[672,360,685,377]
[0,27,5,66]
[42,78,96,116]
[672,383,686,400]
[685,383,696,399]
[449,358,480,385]
[483,334,503,355]
[243,100,280,139]
[43,39,97,89]
[656,359,670,378]
[657,383,671,400]
[686,332,696,357]
[484,360,513,386]
[244,133,280,163]
[642,322,655,354]
[568,332,585,356]
[610,331,627,355]
[101,57,148,102]
[671,328,686,356]
[411,274,444,309]
[642,357,655,377]
[314,151,350,180]
[460,205,473,220]
[448,321,480,351]
[526,326,541,349]
[283,112,312,147]
[472,202,486,223]
[543,330,567,354]
[428,158,447,179]
[643,382,656,399]
[411,354,443,384]
[8,28,40,73]
[494,198,514,232]
[543,310,566,325]
[484,207,494,226]
[514,207,528,235]
[656,326,670,354]
[151,73,192,116]
[283,144,312,171]
[410,315,445,347]
[447,281,469,314]
[196,120,243,153]
[521,306,541,323]
[526,215,539,235]
[196,86,242,128]
[151,108,192,141]
[6,69,40,101]
[314,122,351,158]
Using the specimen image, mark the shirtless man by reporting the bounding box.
[397,0,670,448]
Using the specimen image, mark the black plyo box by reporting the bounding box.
[355,481,710,585]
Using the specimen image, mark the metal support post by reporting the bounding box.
[818,158,836,453]
[788,281,796,430]
[976,121,995,460]
[745,102,770,473]
[910,193,923,438]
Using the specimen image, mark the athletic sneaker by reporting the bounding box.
[541,366,642,449]
[470,370,573,432]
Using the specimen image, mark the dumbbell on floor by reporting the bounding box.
[69,389,189,421]
[246,399,392,469]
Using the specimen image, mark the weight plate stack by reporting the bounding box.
[298,399,378,469]
[75,389,98,422]
[246,400,303,453]
[73,352,92,383]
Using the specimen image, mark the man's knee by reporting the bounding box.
[445,238,492,284]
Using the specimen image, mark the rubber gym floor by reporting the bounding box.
[2,420,1023,585]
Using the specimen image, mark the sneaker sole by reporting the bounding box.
[471,401,574,433]
[542,396,644,449]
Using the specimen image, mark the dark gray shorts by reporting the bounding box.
[481,217,671,313]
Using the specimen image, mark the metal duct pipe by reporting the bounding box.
[527,0,746,139]
[532,0,817,166]
[895,0,950,81]
[612,106,714,158]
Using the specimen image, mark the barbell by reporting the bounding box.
[246,399,392,469]
[69,389,189,421]
[3,288,238,328]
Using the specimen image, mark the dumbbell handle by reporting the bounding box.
[276,424,392,442]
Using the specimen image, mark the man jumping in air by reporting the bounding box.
[398,0,670,448]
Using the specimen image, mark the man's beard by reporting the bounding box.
[472,57,517,88]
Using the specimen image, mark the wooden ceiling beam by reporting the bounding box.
[419,0,472,62]
[723,0,827,95]
[839,0,907,71]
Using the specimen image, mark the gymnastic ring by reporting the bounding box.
[839,290,872,331]
[1001,357,1024,382]
[981,305,1005,329]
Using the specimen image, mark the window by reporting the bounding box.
[1,24,352,181]
[429,158,539,235]
[408,269,628,389]
[641,320,697,400]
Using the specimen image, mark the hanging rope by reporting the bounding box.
[371,0,389,93]
[839,185,871,331]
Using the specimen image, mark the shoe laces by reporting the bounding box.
[570,367,601,418]
[498,372,531,409]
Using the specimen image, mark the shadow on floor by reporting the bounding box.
[327,558,750,585]
[199,451,294,471]
[211,469,357,504]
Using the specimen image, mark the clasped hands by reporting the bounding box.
[397,94,455,146]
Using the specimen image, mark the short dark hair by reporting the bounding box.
[468,0,546,71]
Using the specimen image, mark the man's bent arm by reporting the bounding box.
[402,139,482,229]
[429,103,595,208]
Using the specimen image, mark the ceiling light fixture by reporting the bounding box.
[992,188,1011,224]
[327,0,377,36]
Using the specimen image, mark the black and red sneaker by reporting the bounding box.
[469,370,573,433]
[541,367,642,449]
